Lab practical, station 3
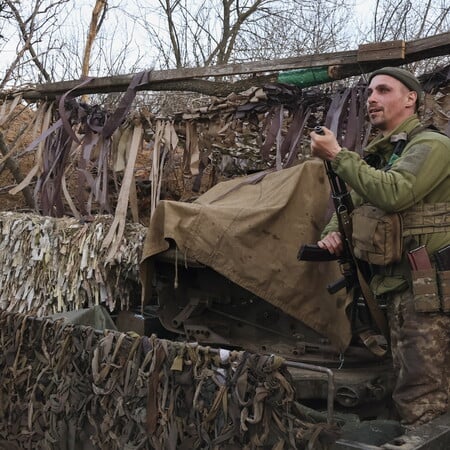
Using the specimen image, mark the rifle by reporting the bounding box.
[298,126,389,347]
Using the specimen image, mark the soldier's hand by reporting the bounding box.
[317,231,343,256]
[310,127,342,161]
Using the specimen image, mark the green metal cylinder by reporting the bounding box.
[277,66,331,88]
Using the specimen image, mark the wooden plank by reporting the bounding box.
[357,40,405,62]
[28,49,358,92]
[406,32,450,53]
[5,31,450,100]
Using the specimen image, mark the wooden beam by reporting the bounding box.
[15,49,358,100]
[357,40,405,62]
[5,31,450,100]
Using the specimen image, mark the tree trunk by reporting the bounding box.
[81,0,108,101]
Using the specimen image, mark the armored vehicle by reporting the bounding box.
[139,160,395,421]
[134,155,450,449]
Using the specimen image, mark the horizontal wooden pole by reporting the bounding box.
[5,32,450,100]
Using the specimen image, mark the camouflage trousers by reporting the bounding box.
[387,288,450,425]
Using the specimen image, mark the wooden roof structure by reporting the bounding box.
[3,32,449,100]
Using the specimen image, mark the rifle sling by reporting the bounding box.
[355,266,389,340]
[358,328,388,358]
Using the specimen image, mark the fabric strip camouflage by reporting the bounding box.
[0,310,340,449]
[0,212,146,314]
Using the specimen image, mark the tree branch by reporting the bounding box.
[5,0,52,82]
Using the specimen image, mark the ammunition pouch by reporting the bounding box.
[352,202,450,267]
[411,269,440,312]
[351,205,403,266]
[437,270,450,312]
[410,268,450,313]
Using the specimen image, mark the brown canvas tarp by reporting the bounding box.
[141,160,351,351]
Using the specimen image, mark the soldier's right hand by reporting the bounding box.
[317,231,343,256]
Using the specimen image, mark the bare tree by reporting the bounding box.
[235,0,354,61]
[82,0,108,77]
[1,0,447,89]
[130,0,279,68]
[1,0,143,88]
[128,0,355,71]
[0,0,71,88]
[370,0,449,42]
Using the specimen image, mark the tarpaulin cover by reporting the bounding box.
[141,160,351,351]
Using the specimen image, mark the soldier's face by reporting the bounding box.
[366,75,417,134]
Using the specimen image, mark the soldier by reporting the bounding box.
[310,67,450,426]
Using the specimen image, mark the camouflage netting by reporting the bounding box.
[0,211,146,315]
[0,65,448,449]
[0,310,340,450]
[1,66,448,224]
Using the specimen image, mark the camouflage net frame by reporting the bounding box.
[0,310,340,449]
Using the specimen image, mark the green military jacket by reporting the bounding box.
[321,115,450,295]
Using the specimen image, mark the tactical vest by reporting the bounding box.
[352,126,450,266]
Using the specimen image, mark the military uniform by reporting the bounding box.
[322,114,450,425]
